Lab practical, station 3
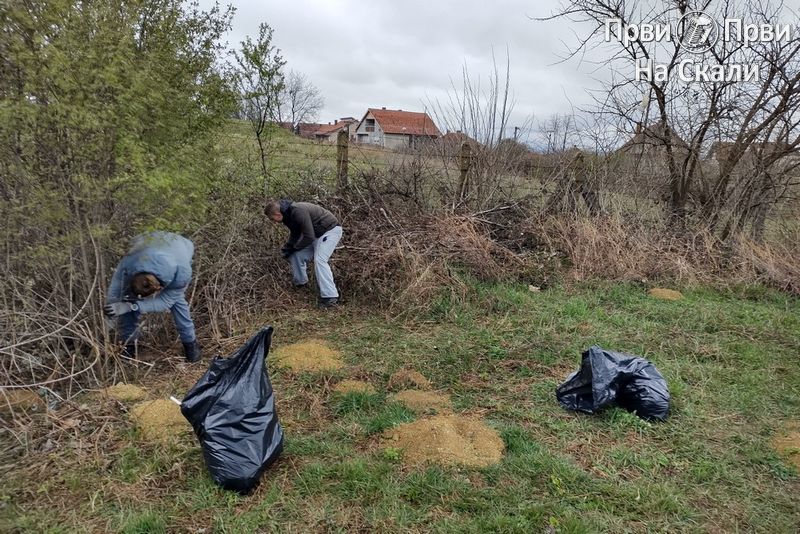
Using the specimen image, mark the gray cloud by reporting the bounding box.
[207,0,800,141]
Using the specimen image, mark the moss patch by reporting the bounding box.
[104,384,147,402]
[772,422,800,470]
[648,288,684,301]
[273,340,345,373]
[382,415,504,468]
[387,369,431,391]
[130,399,189,441]
[0,389,45,414]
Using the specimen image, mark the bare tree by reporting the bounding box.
[542,0,800,237]
[538,113,581,153]
[232,23,285,190]
[278,70,324,127]
[427,48,535,211]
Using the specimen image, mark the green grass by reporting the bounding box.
[2,280,798,532]
[219,119,396,192]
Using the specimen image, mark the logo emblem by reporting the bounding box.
[677,10,719,53]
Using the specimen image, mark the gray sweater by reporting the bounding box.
[279,200,339,252]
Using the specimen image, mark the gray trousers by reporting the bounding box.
[290,225,342,298]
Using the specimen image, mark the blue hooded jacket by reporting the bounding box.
[107,232,194,313]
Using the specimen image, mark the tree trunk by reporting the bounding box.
[255,132,270,194]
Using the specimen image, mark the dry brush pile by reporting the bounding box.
[2,175,798,404]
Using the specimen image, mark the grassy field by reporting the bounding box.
[3,280,799,533]
[220,120,403,181]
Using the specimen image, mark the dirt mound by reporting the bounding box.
[104,383,147,402]
[772,422,800,470]
[648,288,684,301]
[391,390,452,414]
[273,340,345,373]
[387,369,431,391]
[0,389,45,414]
[130,399,189,440]
[383,415,504,468]
[334,380,376,395]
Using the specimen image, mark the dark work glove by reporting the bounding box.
[281,246,293,259]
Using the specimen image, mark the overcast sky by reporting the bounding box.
[201,1,800,143]
[198,0,606,140]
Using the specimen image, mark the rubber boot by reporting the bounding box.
[182,340,201,363]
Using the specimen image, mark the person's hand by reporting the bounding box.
[281,248,293,259]
[103,301,138,317]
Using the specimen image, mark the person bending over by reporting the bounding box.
[265,200,342,308]
[104,231,201,362]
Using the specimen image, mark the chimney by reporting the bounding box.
[381,106,386,110]
[334,119,338,124]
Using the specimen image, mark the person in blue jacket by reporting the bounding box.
[104,231,201,362]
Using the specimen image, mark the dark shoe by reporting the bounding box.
[122,343,137,359]
[293,282,309,289]
[318,297,339,309]
[182,340,201,363]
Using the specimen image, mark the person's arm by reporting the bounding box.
[284,227,301,248]
[290,209,316,251]
[107,264,126,304]
[135,286,184,313]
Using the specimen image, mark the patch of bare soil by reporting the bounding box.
[130,399,189,440]
[383,414,505,468]
[104,383,147,402]
[648,288,684,301]
[273,340,345,373]
[387,369,431,391]
[334,380,376,395]
[772,421,800,470]
[391,390,452,414]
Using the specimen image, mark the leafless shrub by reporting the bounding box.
[532,212,799,293]
[425,49,536,211]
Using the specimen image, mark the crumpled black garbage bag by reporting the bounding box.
[555,346,670,421]
[181,327,284,493]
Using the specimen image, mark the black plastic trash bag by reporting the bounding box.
[181,327,284,493]
[555,346,670,421]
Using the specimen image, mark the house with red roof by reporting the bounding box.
[314,118,359,143]
[296,122,323,139]
[354,107,441,149]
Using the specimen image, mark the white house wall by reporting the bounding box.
[383,133,411,150]
[355,111,384,146]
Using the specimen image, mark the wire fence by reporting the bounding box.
[219,128,800,222]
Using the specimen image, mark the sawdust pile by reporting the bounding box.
[334,380,376,395]
[387,369,431,391]
[0,389,45,414]
[772,422,800,470]
[383,415,504,468]
[131,399,189,440]
[391,390,452,414]
[648,288,684,301]
[104,383,147,402]
[272,340,345,373]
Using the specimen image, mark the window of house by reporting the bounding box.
[365,118,375,132]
